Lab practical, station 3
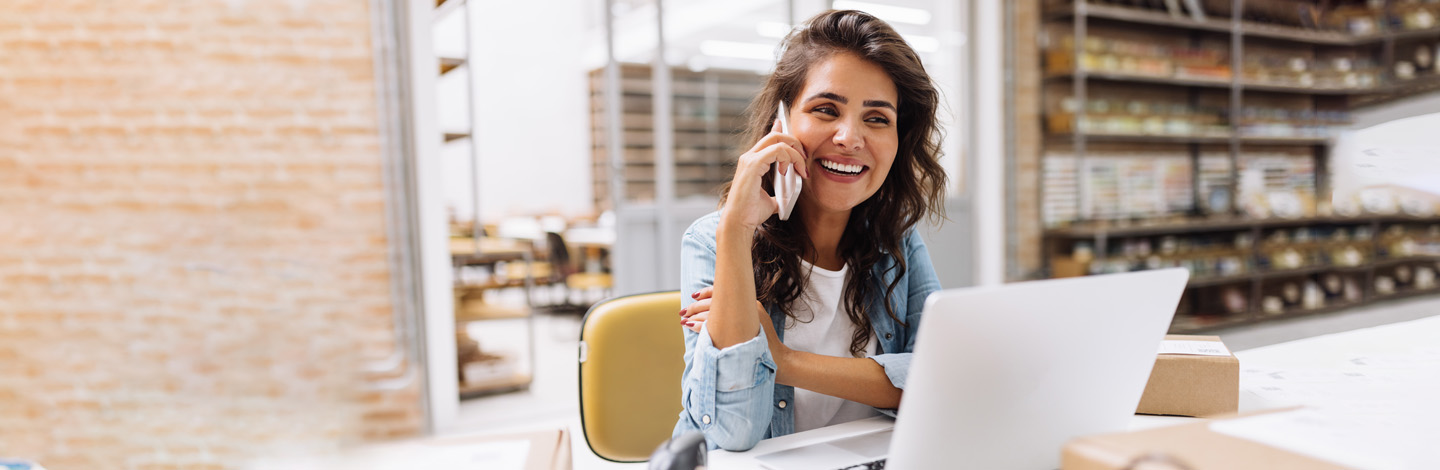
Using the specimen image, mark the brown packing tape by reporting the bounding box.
[1063,408,1346,470]
[1136,335,1239,417]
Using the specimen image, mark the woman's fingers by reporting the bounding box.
[741,133,808,178]
[680,304,708,332]
[681,298,711,320]
[764,142,809,179]
[691,286,713,301]
[682,310,709,333]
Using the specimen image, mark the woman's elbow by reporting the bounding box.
[706,417,767,451]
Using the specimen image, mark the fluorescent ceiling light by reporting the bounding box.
[904,34,938,53]
[833,1,932,25]
[700,40,776,61]
[757,21,791,39]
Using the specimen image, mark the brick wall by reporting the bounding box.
[0,1,423,468]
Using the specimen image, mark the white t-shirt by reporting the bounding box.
[783,259,882,433]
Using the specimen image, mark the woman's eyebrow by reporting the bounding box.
[862,100,896,111]
[803,92,896,112]
[805,91,848,104]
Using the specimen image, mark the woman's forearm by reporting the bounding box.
[707,220,763,349]
[778,352,902,409]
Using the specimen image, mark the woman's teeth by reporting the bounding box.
[820,160,863,175]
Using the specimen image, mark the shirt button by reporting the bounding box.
[885,333,893,340]
[778,400,787,409]
[701,415,711,425]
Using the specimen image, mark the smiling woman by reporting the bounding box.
[671,9,949,451]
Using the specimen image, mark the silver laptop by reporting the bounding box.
[755,268,1189,470]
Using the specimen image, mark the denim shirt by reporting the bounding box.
[671,211,942,451]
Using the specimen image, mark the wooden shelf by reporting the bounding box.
[1242,81,1375,95]
[1353,76,1440,107]
[1045,2,1439,46]
[1388,26,1440,41]
[1046,133,1328,145]
[1170,314,1252,334]
[1373,286,1440,302]
[1187,273,1254,288]
[1255,265,1333,280]
[1046,70,1381,95]
[1045,3,1233,35]
[439,57,465,75]
[605,161,727,167]
[454,278,530,290]
[1235,135,1332,145]
[455,303,531,322]
[459,373,531,399]
[1046,70,1233,90]
[1372,255,1440,267]
[434,0,467,21]
[1048,133,1230,144]
[1324,263,1373,274]
[1045,215,1392,239]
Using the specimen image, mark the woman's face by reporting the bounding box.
[788,52,899,217]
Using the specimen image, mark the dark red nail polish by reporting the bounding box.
[691,292,698,299]
[685,322,694,327]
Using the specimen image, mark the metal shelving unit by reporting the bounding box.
[434,0,537,399]
[587,64,762,207]
[1041,0,1440,333]
[1046,215,1440,333]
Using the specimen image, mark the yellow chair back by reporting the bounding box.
[578,291,686,462]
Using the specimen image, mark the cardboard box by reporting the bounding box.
[1135,335,1238,417]
[1063,410,1345,470]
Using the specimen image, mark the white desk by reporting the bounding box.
[576,314,1440,469]
[707,414,1196,469]
[709,314,1440,469]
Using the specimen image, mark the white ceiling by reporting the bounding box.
[582,0,962,73]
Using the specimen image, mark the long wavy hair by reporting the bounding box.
[718,10,948,357]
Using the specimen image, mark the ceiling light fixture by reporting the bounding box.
[756,21,791,39]
[904,34,938,53]
[699,40,776,61]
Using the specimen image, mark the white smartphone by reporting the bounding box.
[774,101,801,220]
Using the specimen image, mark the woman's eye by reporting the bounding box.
[866,116,892,125]
[811,106,838,117]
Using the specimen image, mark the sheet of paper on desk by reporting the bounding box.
[1228,349,1440,469]
[364,440,531,470]
[1210,407,1438,470]
[1158,340,1231,356]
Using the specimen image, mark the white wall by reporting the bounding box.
[448,2,595,222]
[972,0,1005,286]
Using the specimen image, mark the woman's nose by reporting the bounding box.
[832,121,864,152]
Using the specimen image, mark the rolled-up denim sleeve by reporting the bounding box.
[864,229,940,415]
[672,221,776,451]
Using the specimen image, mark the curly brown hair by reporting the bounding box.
[718,10,948,357]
